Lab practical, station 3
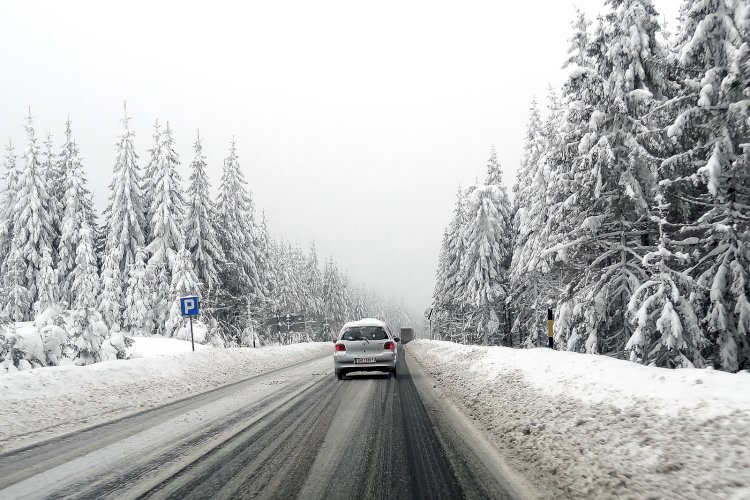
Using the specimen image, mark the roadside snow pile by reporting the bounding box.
[0,342,331,452]
[127,335,210,358]
[407,340,750,500]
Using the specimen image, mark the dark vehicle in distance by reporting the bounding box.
[399,327,414,344]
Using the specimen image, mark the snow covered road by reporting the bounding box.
[0,351,529,499]
[0,342,333,451]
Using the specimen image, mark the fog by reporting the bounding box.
[0,0,680,322]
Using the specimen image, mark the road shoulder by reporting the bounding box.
[406,351,540,500]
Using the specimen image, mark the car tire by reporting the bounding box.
[391,368,397,379]
[336,370,344,380]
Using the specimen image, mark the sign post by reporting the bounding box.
[424,308,433,340]
[547,307,554,349]
[179,295,200,352]
[267,313,306,344]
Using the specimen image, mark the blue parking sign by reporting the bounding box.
[179,295,200,317]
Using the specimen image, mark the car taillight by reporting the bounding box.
[335,343,346,352]
[384,341,395,350]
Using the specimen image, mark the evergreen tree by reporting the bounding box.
[70,308,109,365]
[564,7,592,68]
[166,248,200,337]
[434,187,469,341]
[0,142,20,269]
[57,120,95,304]
[33,247,59,315]
[432,229,451,339]
[661,0,750,371]
[13,111,56,308]
[274,241,304,314]
[184,131,224,290]
[627,192,707,367]
[485,149,513,264]
[292,243,309,312]
[98,254,123,329]
[104,104,147,274]
[512,100,545,229]
[142,119,162,236]
[460,172,513,345]
[510,101,549,346]
[322,258,347,337]
[48,123,69,230]
[549,2,666,354]
[123,247,155,335]
[348,286,367,322]
[305,242,324,317]
[510,87,569,347]
[339,272,352,321]
[146,123,184,269]
[70,221,100,309]
[152,263,171,335]
[2,249,32,321]
[216,139,265,304]
[41,132,63,254]
[256,212,277,321]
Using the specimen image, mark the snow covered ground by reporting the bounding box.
[127,335,210,358]
[406,340,750,500]
[0,341,331,452]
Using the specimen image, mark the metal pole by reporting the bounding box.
[190,315,195,352]
[547,308,554,349]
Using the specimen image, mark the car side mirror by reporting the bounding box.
[394,337,400,343]
[332,339,337,343]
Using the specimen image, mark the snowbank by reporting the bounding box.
[127,335,210,358]
[407,340,750,500]
[0,342,331,452]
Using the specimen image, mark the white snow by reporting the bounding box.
[11,322,46,366]
[407,340,750,500]
[0,341,331,451]
[127,335,210,358]
[341,317,389,330]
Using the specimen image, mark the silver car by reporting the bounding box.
[333,318,399,380]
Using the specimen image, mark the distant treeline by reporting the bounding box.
[0,108,409,369]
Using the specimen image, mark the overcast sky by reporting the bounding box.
[1,0,680,322]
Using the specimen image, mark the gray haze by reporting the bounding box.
[1,0,680,321]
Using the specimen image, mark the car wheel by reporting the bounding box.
[391,368,397,379]
[336,370,344,380]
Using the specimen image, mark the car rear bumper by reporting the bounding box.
[334,351,397,371]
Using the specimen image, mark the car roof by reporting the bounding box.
[340,318,389,330]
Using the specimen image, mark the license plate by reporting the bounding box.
[354,357,376,364]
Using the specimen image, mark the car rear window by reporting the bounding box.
[341,326,389,341]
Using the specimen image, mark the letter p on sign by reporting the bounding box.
[180,295,200,317]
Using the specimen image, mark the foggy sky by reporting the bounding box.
[1,0,680,322]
